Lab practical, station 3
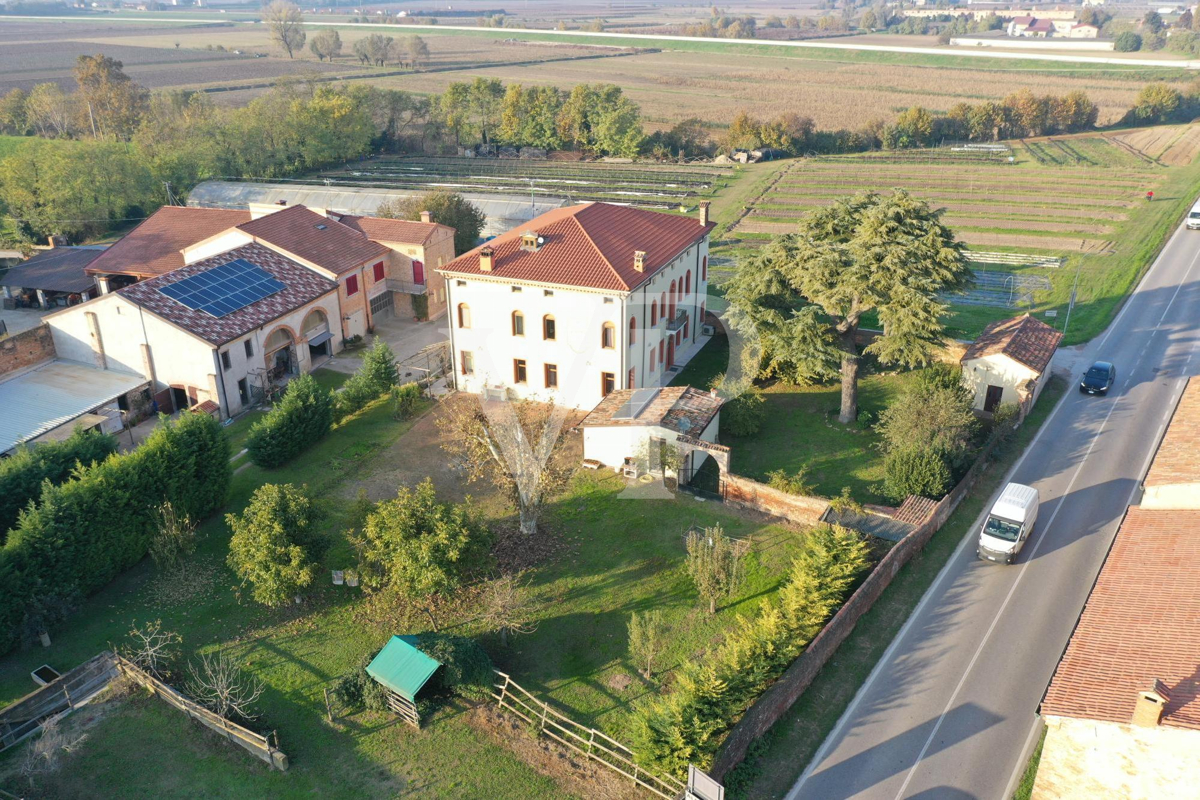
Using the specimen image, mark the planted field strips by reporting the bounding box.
[315,157,733,207]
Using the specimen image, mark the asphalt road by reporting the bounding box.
[788,220,1200,800]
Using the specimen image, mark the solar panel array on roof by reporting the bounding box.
[158,258,286,318]
[614,388,661,420]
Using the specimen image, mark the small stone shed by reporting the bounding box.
[960,313,1062,415]
[366,635,442,728]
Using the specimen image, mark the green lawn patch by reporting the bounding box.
[726,375,1067,798]
[1012,725,1047,800]
[221,410,267,456]
[310,367,349,394]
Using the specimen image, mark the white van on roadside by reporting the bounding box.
[977,482,1040,564]
[1187,199,1200,230]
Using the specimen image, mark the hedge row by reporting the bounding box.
[0,412,230,653]
[332,339,399,423]
[0,427,118,538]
[245,374,333,469]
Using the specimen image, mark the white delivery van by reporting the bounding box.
[1188,199,1200,230]
[977,482,1039,564]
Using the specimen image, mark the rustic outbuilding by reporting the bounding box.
[960,313,1062,415]
[366,635,442,728]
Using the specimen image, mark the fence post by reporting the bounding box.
[323,688,333,723]
[63,685,72,710]
[587,729,595,763]
[539,701,549,734]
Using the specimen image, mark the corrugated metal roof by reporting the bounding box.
[0,360,148,454]
[186,181,566,238]
[366,635,441,701]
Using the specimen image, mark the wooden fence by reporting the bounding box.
[113,655,288,771]
[0,652,117,752]
[492,670,684,800]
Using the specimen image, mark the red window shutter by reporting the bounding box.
[346,275,359,296]
[373,262,385,282]
[413,259,425,284]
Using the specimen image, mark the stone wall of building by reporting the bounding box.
[1035,716,1200,799]
[0,324,55,378]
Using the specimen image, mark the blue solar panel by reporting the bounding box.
[158,258,286,318]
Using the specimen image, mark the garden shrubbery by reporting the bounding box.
[246,373,333,468]
[631,524,871,775]
[333,339,399,423]
[0,427,117,537]
[0,412,230,653]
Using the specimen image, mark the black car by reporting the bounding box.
[1080,361,1116,395]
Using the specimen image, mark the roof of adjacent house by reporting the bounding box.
[119,242,337,346]
[1041,506,1200,731]
[85,207,251,279]
[334,214,452,247]
[438,202,713,292]
[238,205,390,276]
[1144,378,1200,488]
[1012,15,1034,24]
[960,313,1063,374]
[0,247,100,294]
[579,385,723,435]
[1028,18,1055,31]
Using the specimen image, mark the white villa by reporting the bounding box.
[438,202,714,410]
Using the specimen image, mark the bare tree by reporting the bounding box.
[186,649,265,720]
[22,715,88,784]
[148,501,197,573]
[627,609,666,679]
[262,0,306,59]
[438,395,571,536]
[479,572,539,646]
[123,619,182,678]
[684,525,743,614]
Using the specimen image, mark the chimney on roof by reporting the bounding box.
[1132,680,1171,727]
[699,201,710,227]
[633,250,647,273]
[479,245,495,272]
[420,210,433,224]
[47,235,68,249]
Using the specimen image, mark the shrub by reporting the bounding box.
[246,373,333,468]
[765,466,816,496]
[0,427,117,536]
[876,366,977,466]
[1114,31,1142,52]
[411,293,429,321]
[226,483,320,607]
[882,444,953,501]
[391,382,422,420]
[712,373,765,437]
[333,654,390,711]
[333,338,400,422]
[632,524,869,775]
[415,632,494,701]
[0,412,229,653]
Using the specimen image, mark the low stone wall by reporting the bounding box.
[719,473,830,526]
[710,436,999,779]
[0,324,55,378]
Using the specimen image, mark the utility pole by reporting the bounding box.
[1061,256,1083,340]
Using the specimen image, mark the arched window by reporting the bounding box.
[629,316,637,345]
[457,303,471,329]
[301,309,328,337]
[264,327,292,353]
[685,270,691,296]
[650,301,657,326]
[512,310,525,336]
[543,315,556,341]
[601,322,616,349]
[702,256,708,281]
[669,280,677,319]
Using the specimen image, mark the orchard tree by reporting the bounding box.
[479,572,539,646]
[226,483,319,606]
[405,35,430,69]
[309,29,342,61]
[684,525,742,614]
[263,1,306,59]
[726,190,971,424]
[438,394,571,536]
[376,190,485,254]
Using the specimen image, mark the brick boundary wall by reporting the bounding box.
[0,324,55,379]
[719,472,831,526]
[710,435,1001,779]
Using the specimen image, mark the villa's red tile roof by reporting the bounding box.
[961,313,1062,374]
[439,202,713,292]
[120,242,337,346]
[1144,378,1200,489]
[1041,507,1200,731]
[239,205,390,276]
[84,207,251,279]
[335,215,451,246]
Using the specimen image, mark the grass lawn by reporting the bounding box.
[0,390,820,797]
[310,367,349,393]
[221,410,267,456]
[1012,725,1047,800]
[726,375,1067,798]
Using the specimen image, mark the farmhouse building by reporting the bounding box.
[579,386,725,481]
[1,245,101,310]
[438,202,714,410]
[1035,379,1200,798]
[960,313,1062,415]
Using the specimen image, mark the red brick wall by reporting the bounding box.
[719,473,830,525]
[0,324,56,379]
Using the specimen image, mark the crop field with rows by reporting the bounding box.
[315,156,738,207]
[717,124,1200,343]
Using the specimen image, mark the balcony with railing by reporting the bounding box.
[385,278,427,295]
[665,310,688,332]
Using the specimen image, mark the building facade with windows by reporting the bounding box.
[438,202,713,410]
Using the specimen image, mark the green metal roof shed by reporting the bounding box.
[366,635,441,702]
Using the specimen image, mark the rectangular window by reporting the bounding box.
[372,262,385,282]
[346,274,359,296]
[628,368,635,389]
[603,297,614,304]
[461,351,474,375]
[237,378,249,406]
[514,359,528,384]
[513,313,525,336]
[413,259,425,284]
[220,350,231,371]
[456,279,466,287]
[544,363,558,388]
[601,372,615,397]
[511,286,522,293]
[544,289,554,297]
[543,317,556,341]
[244,340,253,358]
[650,352,656,373]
